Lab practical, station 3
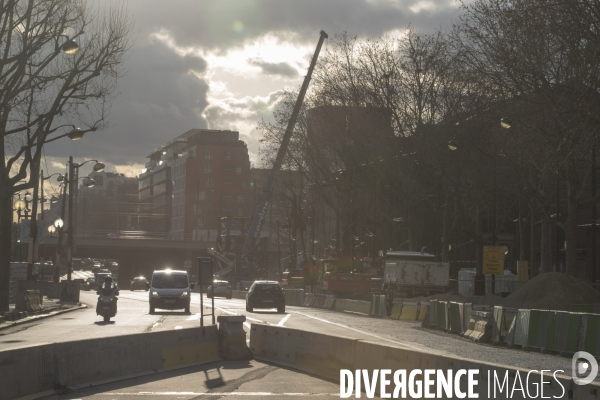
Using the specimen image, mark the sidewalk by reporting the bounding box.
[0,296,86,331]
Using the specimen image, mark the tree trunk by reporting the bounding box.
[565,160,579,276]
[530,198,538,277]
[442,194,450,263]
[0,179,12,312]
[540,215,552,273]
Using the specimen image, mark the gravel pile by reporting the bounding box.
[499,272,600,311]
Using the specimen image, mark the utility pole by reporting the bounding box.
[67,156,74,281]
[55,171,68,283]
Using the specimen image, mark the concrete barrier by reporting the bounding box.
[302,293,315,307]
[250,324,595,399]
[334,298,371,315]
[231,290,247,300]
[399,301,419,321]
[527,309,558,352]
[369,295,386,317]
[283,288,305,306]
[464,311,493,342]
[312,294,326,308]
[0,326,219,400]
[217,315,252,360]
[428,300,438,327]
[390,300,403,320]
[491,306,517,344]
[504,309,530,348]
[416,301,429,322]
[322,294,336,310]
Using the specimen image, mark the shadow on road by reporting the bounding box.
[93,321,116,325]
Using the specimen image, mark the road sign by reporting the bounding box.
[483,246,505,275]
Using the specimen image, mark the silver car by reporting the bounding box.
[130,276,149,291]
[207,280,232,299]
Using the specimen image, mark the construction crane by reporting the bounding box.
[242,30,328,261]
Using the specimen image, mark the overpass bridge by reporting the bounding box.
[43,236,214,288]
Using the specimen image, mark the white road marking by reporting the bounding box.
[289,310,426,352]
[174,326,182,330]
[277,313,291,326]
[99,392,334,396]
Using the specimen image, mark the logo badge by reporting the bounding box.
[572,351,599,385]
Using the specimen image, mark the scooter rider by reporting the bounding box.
[96,275,119,315]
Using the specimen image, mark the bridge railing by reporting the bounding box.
[73,230,213,241]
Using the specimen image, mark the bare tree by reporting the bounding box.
[0,0,133,311]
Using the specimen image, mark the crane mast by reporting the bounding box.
[242,30,328,259]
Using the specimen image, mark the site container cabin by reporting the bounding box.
[384,251,450,297]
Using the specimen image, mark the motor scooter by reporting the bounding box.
[96,285,119,322]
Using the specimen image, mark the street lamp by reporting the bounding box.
[63,157,104,280]
[47,224,56,235]
[54,218,64,228]
[61,39,79,55]
[67,127,85,141]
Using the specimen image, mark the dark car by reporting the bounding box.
[245,280,285,313]
[207,280,232,299]
[130,276,149,291]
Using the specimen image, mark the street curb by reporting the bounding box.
[0,304,87,331]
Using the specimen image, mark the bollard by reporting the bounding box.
[217,315,252,360]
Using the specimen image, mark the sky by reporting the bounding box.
[41,0,463,188]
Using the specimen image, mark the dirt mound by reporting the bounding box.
[500,272,600,311]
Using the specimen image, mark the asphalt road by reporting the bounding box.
[0,290,581,379]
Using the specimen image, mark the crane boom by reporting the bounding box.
[242,30,328,259]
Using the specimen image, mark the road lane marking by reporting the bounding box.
[289,310,426,352]
[277,313,291,326]
[175,326,182,330]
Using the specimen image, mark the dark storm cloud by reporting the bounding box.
[44,35,210,166]
[248,59,299,77]
[128,0,459,50]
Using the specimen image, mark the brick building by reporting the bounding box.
[138,129,251,240]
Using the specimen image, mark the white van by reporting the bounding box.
[148,269,193,314]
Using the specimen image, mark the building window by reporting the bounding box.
[235,167,241,175]
[204,163,212,173]
[225,151,231,160]
[242,181,247,188]
[207,177,214,187]
[204,149,212,159]
[237,208,243,217]
[238,195,244,202]
[193,205,202,214]
[198,190,205,200]
[197,218,204,228]
[224,181,232,185]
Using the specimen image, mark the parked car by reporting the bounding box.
[130,276,149,291]
[207,280,232,299]
[149,270,194,314]
[245,280,285,313]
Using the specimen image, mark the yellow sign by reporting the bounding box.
[517,260,529,281]
[483,246,505,275]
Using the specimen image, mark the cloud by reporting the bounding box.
[203,90,284,163]
[44,34,210,169]
[248,58,299,77]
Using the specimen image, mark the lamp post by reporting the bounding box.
[448,119,510,296]
[66,157,104,281]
